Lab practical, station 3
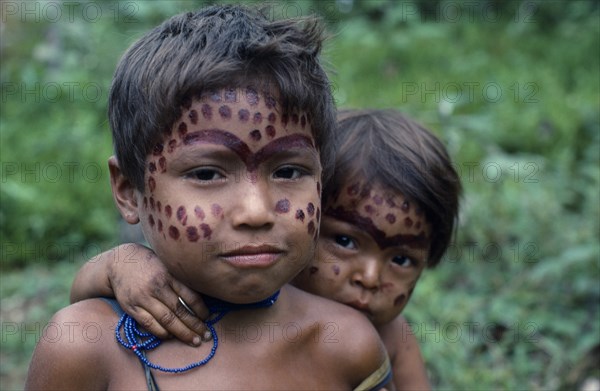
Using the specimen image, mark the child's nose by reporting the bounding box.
[351,258,382,292]
[230,177,275,229]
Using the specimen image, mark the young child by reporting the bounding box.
[25,6,392,390]
[70,109,462,390]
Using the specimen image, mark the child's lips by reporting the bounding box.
[220,245,284,268]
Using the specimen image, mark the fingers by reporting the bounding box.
[172,281,210,320]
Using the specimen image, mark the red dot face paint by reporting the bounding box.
[224,88,237,103]
[164,205,172,218]
[177,206,187,226]
[386,214,396,224]
[307,203,315,216]
[201,104,212,120]
[168,226,180,240]
[267,112,277,123]
[373,195,383,205]
[148,177,156,192]
[307,221,315,235]
[219,105,231,119]
[264,94,276,109]
[364,205,375,214]
[153,143,164,156]
[332,265,340,275]
[281,113,288,127]
[291,114,299,124]
[189,110,198,125]
[167,139,177,153]
[149,214,155,227]
[253,112,262,124]
[211,204,223,218]
[200,223,212,239]
[238,109,250,122]
[194,206,205,220]
[249,129,262,141]
[245,87,258,106]
[295,209,305,222]
[158,157,167,172]
[178,122,188,137]
[275,199,290,214]
[300,115,306,128]
[265,125,276,138]
[149,197,155,210]
[148,162,157,173]
[404,217,413,228]
[186,226,199,242]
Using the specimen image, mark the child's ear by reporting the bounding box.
[108,156,141,224]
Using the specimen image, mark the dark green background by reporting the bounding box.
[1,1,598,389]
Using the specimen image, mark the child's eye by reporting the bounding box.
[392,255,416,268]
[273,166,307,180]
[186,168,224,181]
[334,235,357,250]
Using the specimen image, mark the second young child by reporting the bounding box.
[72,109,462,390]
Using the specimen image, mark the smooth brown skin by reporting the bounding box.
[26,90,389,390]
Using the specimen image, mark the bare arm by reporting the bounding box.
[388,315,431,391]
[70,243,210,345]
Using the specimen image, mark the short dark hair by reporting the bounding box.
[326,109,462,267]
[109,4,335,190]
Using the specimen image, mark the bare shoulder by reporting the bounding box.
[285,286,390,388]
[25,299,119,390]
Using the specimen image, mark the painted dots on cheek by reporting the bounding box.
[149,197,155,210]
[291,114,299,124]
[373,195,383,205]
[211,204,223,218]
[167,139,177,153]
[238,109,250,122]
[148,162,157,173]
[404,217,413,228]
[176,206,188,226]
[267,112,277,123]
[149,215,155,228]
[219,105,232,119]
[201,104,212,120]
[300,115,306,128]
[178,122,188,137]
[164,205,172,219]
[188,110,198,125]
[275,199,290,214]
[281,114,288,127]
[148,177,156,192]
[265,125,276,138]
[253,112,262,124]
[306,203,315,217]
[307,221,315,235]
[332,265,340,275]
[186,226,199,242]
[386,213,396,224]
[249,130,262,141]
[158,157,167,172]
[194,206,205,220]
[364,205,375,214]
[200,223,212,239]
[153,143,164,156]
[295,209,305,222]
[168,226,180,240]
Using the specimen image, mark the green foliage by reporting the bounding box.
[1,1,598,390]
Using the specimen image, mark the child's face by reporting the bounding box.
[293,181,430,326]
[135,88,322,303]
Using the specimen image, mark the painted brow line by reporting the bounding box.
[183,128,316,172]
[324,206,429,249]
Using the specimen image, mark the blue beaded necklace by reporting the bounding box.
[115,290,280,373]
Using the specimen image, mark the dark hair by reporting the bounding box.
[326,109,462,267]
[109,4,335,190]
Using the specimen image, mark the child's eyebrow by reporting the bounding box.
[182,128,317,171]
[325,206,430,249]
